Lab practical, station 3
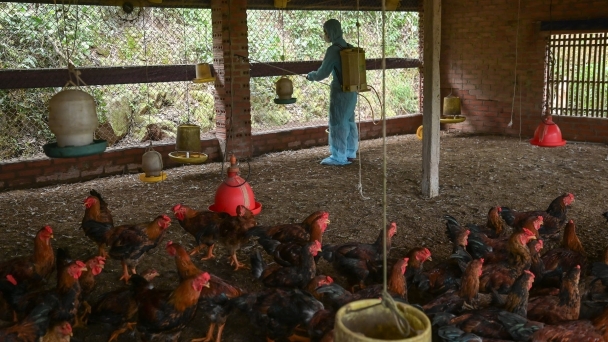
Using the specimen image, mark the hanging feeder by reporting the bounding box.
[442,94,462,117]
[530,114,566,147]
[168,124,208,164]
[192,63,215,83]
[139,143,167,183]
[274,75,297,104]
[209,154,262,216]
[335,299,431,342]
[44,89,107,158]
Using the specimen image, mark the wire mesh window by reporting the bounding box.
[247,10,420,132]
[545,32,608,118]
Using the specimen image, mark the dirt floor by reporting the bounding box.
[1,132,608,341]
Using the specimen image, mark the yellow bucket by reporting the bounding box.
[334,299,431,341]
[175,124,201,153]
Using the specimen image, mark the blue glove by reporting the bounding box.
[306,72,314,81]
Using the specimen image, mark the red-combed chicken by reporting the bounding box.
[271,214,329,267]
[41,321,72,342]
[171,203,230,260]
[527,265,581,324]
[321,223,397,291]
[478,228,537,294]
[541,220,587,285]
[165,241,245,342]
[0,293,58,342]
[0,225,55,292]
[136,272,210,342]
[107,214,171,283]
[466,206,508,239]
[500,192,575,240]
[81,189,114,257]
[247,211,329,254]
[74,255,105,327]
[252,240,322,289]
[49,254,88,328]
[89,269,159,342]
[218,205,257,271]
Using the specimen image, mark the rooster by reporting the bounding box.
[40,321,72,342]
[500,192,575,241]
[218,205,257,271]
[136,272,211,342]
[540,220,587,286]
[0,293,59,342]
[271,214,329,267]
[107,214,171,283]
[81,189,114,257]
[171,203,230,260]
[527,265,581,324]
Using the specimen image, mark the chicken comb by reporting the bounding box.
[538,239,544,249]
[326,276,333,283]
[479,258,484,264]
[524,270,535,278]
[61,322,73,334]
[172,204,182,212]
[43,225,53,234]
[198,272,211,283]
[94,256,106,265]
[6,274,17,286]
[75,260,86,268]
[424,248,432,256]
[166,240,174,248]
[161,214,171,222]
[402,257,409,263]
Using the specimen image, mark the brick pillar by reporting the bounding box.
[212,0,252,160]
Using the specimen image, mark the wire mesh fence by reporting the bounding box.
[0,3,419,162]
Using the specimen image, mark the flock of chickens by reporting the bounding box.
[2,190,608,342]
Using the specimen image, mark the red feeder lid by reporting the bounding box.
[208,154,262,216]
[530,115,566,147]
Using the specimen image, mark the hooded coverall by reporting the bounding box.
[307,19,358,166]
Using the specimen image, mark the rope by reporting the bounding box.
[53,0,82,88]
[182,8,191,124]
[355,0,369,200]
[507,0,521,129]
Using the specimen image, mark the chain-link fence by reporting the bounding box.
[0,3,419,162]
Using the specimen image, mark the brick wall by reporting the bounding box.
[0,115,421,191]
[440,0,608,141]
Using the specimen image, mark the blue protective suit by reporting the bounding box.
[307,19,358,166]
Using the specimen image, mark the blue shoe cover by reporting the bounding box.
[320,156,351,166]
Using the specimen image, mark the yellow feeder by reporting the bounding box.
[340,47,370,93]
[443,94,462,117]
[140,144,167,183]
[168,124,208,164]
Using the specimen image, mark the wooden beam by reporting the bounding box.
[1,0,420,11]
[421,0,440,198]
[540,18,608,32]
[0,58,420,89]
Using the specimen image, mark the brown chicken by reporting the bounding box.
[0,293,58,342]
[500,192,575,240]
[272,214,329,267]
[40,321,72,342]
[218,205,257,271]
[321,223,397,291]
[171,203,230,260]
[136,272,210,342]
[541,220,587,285]
[81,189,114,257]
[466,206,508,238]
[74,255,105,327]
[107,214,171,283]
[479,228,537,293]
[166,241,245,342]
[247,211,329,254]
[252,240,322,288]
[527,265,581,324]
[89,269,159,342]
[528,239,545,280]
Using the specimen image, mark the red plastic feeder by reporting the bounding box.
[530,115,566,147]
[209,154,262,216]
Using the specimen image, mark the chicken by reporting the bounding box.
[48,256,88,328]
[218,205,257,271]
[171,203,230,260]
[589,246,608,300]
[528,239,545,281]
[107,214,171,283]
[305,275,334,303]
[271,214,329,267]
[307,309,335,342]
[81,189,114,257]
[40,321,72,342]
[500,192,575,240]
[89,269,159,342]
[477,228,537,294]
[527,265,581,324]
[252,240,322,288]
[0,293,58,342]
[541,220,587,285]
[73,255,105,327]
[247,211,329,254]
[136,272,211,342]
[231,287,324,341]
[466,206,508,239]
[321,223,397,291]
[0,225,55,293]
[423,259,484,315]
[165,241,245,342]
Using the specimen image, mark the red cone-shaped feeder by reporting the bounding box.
[530,114,566,147]
[209,154,262,216]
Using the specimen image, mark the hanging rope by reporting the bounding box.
[53,0,83,88]
[507,0,521,129]
[143,7,152,139]
[354,0,369,200]
[182,8,191,124]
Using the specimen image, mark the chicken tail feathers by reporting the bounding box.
[319,244,337,262]
[499,207,517,226]
[438,325,483,342]
[245,226,268,238]
[466,234,493,260]
[497,311,544,341]
[444,215,463,244]
[257,237,281,254]
[250,250,266,280]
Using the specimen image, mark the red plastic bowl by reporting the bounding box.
[530,117,566,147]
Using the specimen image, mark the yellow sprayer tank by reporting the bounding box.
[340,47,370,92]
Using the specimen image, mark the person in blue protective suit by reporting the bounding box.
[307,19,358,166]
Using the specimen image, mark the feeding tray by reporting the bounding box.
[193,77,216,84]
[43,139,107,158]
[439,116,466,124]
[168,151,208,164]
[209,201,262,216]
[139,172,167,183]
[274,98,297,105]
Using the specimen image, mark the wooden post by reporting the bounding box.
[421,0,441,198]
